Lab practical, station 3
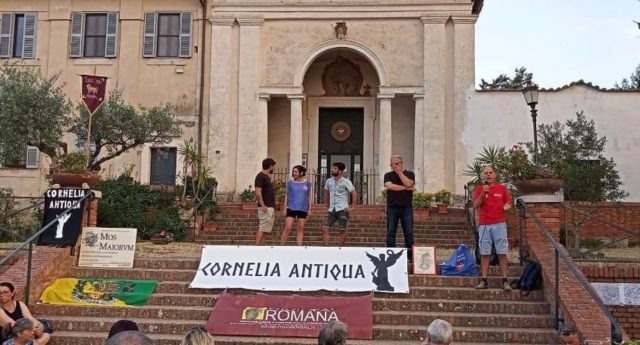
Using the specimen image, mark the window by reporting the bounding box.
[143,12,192,58]
[150,148,177,185]
[69,12,119,58]
[0,12,37,59]
[0,146,39,169]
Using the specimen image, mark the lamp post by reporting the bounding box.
[522,85,539,165]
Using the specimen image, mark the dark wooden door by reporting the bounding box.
[150,148,177,185]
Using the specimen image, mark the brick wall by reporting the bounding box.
[610,305,640,339]
[523,202,611,344]
[563,201,640,242]
[579,262,640,340]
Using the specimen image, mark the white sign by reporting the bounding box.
[78,227,137,268]
[592,282,640,306]
[190,246,409,293]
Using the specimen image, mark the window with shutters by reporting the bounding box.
[0,146,39,169]
[69,12,119,58]
[0,12,37,59]
[142,12,192,58]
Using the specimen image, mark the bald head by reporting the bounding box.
[105,331,155,345]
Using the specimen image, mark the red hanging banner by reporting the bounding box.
[81,75,107,114]
[206,292,373,339]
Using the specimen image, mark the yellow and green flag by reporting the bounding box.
[39,278,158,306]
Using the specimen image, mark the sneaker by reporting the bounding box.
[474,280,488,289]
[502,280,512,291]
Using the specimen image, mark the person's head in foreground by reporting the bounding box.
[318,320,348,345]
[181,327,215,345]
[423,319,453,345]
[107,319,140,339]
[104,330,155,345]
[7,318,35,344]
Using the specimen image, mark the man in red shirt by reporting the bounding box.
[472,166,512,290]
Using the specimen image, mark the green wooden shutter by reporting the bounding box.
[69,12,84,57]
[21,12,37,59]
[179,12,192,58]
[0,13,13,58]
[142,12,156,58]
[105,12,119,57]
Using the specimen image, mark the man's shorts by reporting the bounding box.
[323,210,349,230]
[258,207,275,232]
[478,222,509,255]
[286,209,308,219]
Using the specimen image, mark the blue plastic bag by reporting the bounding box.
[441,244,479,276]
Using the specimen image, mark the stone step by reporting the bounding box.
[153,281,545,301]
[48,330,550,345]
[375,324,556,343]
[372,298,549,314]
[373,311,552,328]
[69,266,524,284]
[212,221,471,228]
[194,239,470,248]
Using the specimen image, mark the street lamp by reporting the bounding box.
[522,85,539,165]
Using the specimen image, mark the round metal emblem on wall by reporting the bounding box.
[331,121,351,142]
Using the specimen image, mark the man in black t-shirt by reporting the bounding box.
[384,155,416,260]
[255,158,276,245]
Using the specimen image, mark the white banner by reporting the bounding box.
[190,246,409,293]
[78,227,137,268]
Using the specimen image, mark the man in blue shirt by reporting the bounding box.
[321,162,357,246]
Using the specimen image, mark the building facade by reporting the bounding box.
[2,0,640,201]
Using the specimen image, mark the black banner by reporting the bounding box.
[38,188,87,247]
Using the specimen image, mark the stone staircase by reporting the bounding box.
[32,257,556,345]
[25,205,558,344]
[196,205,475,248]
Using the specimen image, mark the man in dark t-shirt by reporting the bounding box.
[384,155,416,260]
[255,158,276,245]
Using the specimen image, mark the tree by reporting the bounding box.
[478,67,537,90]
[527,111,628,201]
[0,63,71,164]
[71,88,182,171]
[613,64,640,90]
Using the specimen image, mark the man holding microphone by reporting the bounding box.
[473,165,512,290]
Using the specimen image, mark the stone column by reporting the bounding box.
[207,15,235,193]
[452,15,477,191]
[378,94,394,188]
[235,16,264,193]
[288,94,305,169]
[421,15,448,192]
[413,94,425,191]
[257,93,271,164]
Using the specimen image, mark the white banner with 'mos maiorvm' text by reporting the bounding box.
[190,246,409,293]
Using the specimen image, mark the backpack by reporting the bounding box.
[511,261,542,296]
[441,244,478,276]
[474,228,499,266]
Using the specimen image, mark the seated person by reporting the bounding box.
[0,283,50,345]
[181,327,214,345]
[2,318,35,345]
[558,325,580,345]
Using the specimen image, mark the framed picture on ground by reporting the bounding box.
[413,246,437,275]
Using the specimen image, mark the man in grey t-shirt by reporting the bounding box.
[321,162,357,246]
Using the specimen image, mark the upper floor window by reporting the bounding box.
[0,12,37,59]
[69,12,119,58]
[143,12,192,58]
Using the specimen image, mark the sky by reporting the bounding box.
[475,0,640,89]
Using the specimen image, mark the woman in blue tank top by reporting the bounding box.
[280,165,312,246]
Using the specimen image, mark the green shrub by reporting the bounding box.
[58,152,88,174]
[412,192,432,209]
[240,185,256,202]
[434,189,452,205]
[276,187,286,203]
[95,174,186,240]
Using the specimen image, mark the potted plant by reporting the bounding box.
[496,144,563,195]
[49,151,101,187]
[276,187,286,211]
[412,192,432,221]
[240,185,257,210]
[434,189,452,214]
